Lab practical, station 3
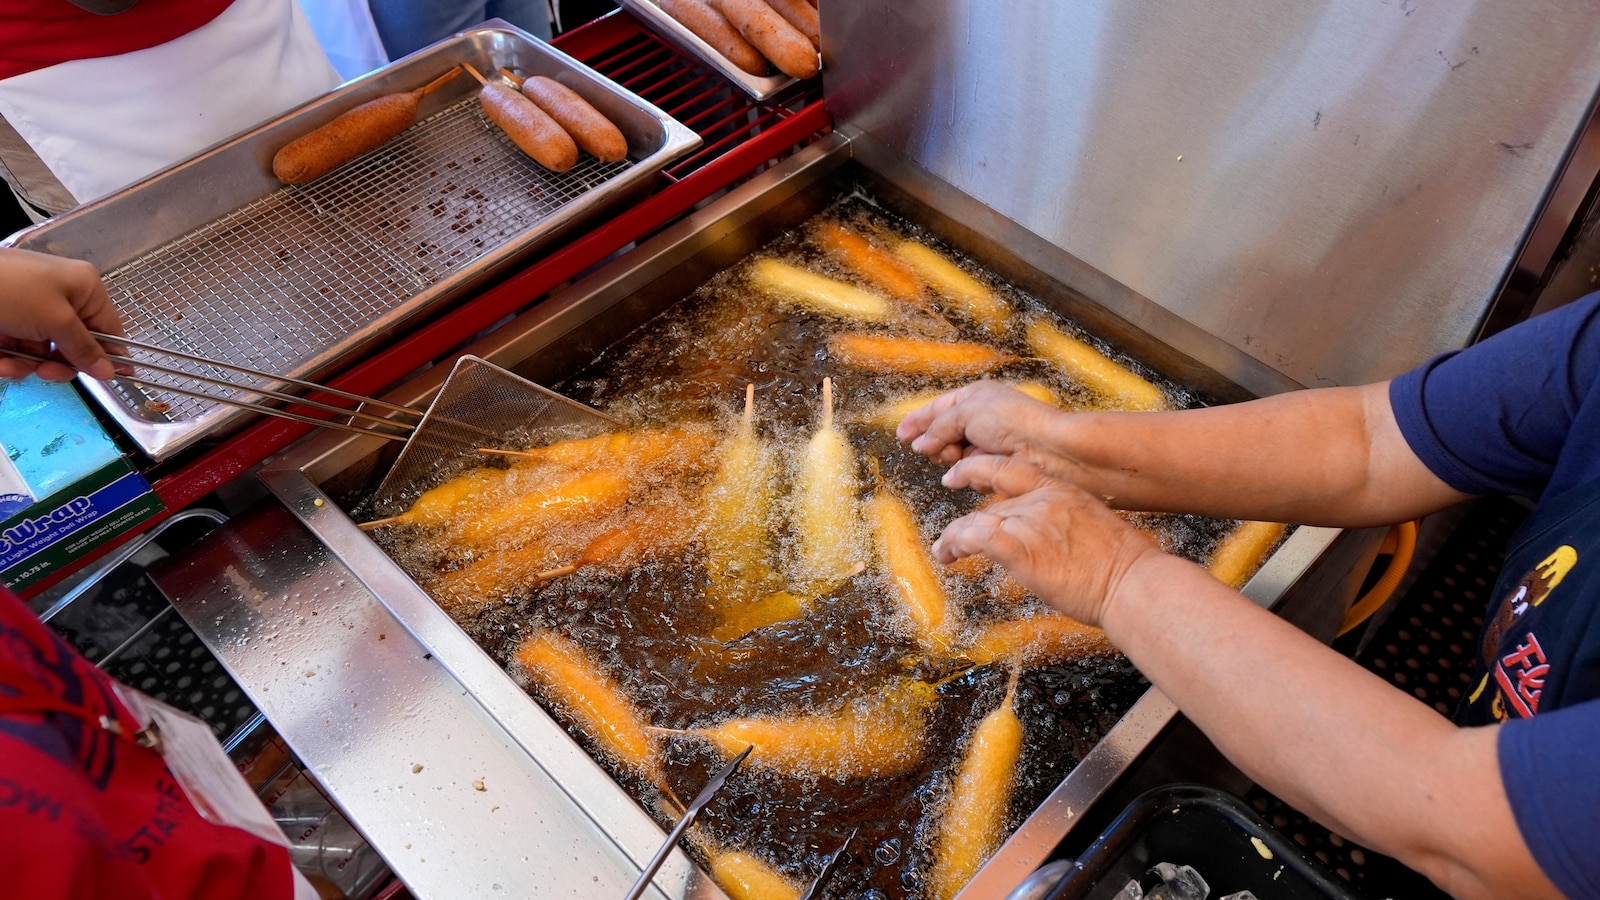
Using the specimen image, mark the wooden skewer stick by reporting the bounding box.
[821,376,834,431]
[419,66,464,96]
[534,563,579,581]
[499,66,527,87]
[477,447,542,459]
[462,62,491,85]
[358,516,399,532]
[742,382,755,426]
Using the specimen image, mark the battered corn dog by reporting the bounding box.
[828,334,1019,377]
[514,630,661,786]
[506,72,629,163]
[448,468,631,551]
[1208,520,1289,588]
[465,64,578,172]
[704,385,780,607]
[765,0,819,47]
[707,0,819,79]
[960,614,1115,666]
[793,378,867,588]
[813,222,926,307]
[894,241,1012,336]
[359,463,525,531]
[749,259,892,322]
[708,590,806,643]
[657,0,768,76]
[679,678,938,778]
[707,848,800,900]
[866,477,955,653]
[272,67,461,185]
[927,672,1024,900]
[1025,319,1170,411]
[856,382,1057,430]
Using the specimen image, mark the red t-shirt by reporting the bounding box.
[0,0,234,80]
[0,586,294,899]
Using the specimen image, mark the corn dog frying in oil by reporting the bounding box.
[272,67,462,185]
[464,64,578,172]
[927,671,1024,900]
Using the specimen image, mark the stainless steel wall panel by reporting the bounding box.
[825,1,1600,386]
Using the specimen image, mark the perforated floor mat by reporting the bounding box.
[1244,496,1530,898]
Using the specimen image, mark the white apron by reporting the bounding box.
[0,0,340,207]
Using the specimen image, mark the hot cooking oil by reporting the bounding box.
[371,190,1278,900]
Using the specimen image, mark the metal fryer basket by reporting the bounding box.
[100,94,632,428]
[371,355,624,518]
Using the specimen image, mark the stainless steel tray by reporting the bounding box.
[255,135,1358,900]
[3,23,700,461]
[616,0,800,100]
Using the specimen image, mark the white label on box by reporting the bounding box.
[0,444,33,520]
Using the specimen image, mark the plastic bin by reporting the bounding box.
[1042,784,1362,900]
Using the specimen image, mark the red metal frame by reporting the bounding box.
[21,11,831,598]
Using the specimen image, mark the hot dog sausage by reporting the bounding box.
[656,0,769,77]
[707,0,819,79]
[519,76,628,163]
[271,68,460,185]
[765,0,819,48]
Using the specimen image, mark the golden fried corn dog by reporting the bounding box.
[514,631,660,785]
[465,64,578,172]
[658,0,769,76]
[749,259,892,322]
[867,480,955,653]
[960,614,1115,666]
[704,385,780,606]
[927,673,1024,900]
[1025,319,1169,411]
[707,849,800,900]
[828,334,1019,377]
[272,67,461,184]
[511,73,628,163]
[681,678,937,778]
[793,378,867,588]
[894,241,1012,336]
[448,468,631,551]
[1208,520,1289,588]
[707,0,819,79]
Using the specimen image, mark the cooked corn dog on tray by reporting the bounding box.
[3,25,699,461]
[619,0,817,100]
[358,192,1290,900]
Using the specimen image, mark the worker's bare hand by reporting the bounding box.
[0,248,126,382]
[897,380,1066,467]
[932,459,1161,629]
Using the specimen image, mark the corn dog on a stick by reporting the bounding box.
[675,678,937,778]
[448,468,631,551]
[893,241,1013,335]
[959,613,1115,666]
[828,334,1020,377]
[360,464,527,531]
[866,477,956,654]
[793,378,867,589]
[706,848,800,900]
[927,671,1024,900]
[704,385,781,607]
[1207,520,1289,588]
[749,259,893,322]
[1025,319,1170,411]
[514,631,662,786]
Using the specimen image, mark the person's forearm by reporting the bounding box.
[1038,383,1469,526]
[1100,553,1553,899]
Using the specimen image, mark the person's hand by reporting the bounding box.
[897,380,1067,469]
[931,453,1161,629]
[0,248,126,382]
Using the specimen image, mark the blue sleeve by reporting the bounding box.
[1498,700,1600,898]
[1390,292,1600,499]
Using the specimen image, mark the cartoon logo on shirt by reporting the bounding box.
[1476,545,1578,720]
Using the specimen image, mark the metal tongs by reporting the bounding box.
[5,330,425,441]
[624,745,754,900]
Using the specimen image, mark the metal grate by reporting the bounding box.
[99,94,636,423]
[1244,496,1529,898]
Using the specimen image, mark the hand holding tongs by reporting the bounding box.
[624,745,754,900]
[2,330,424,441]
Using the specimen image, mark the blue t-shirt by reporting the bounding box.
[1391,291,1600,898]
